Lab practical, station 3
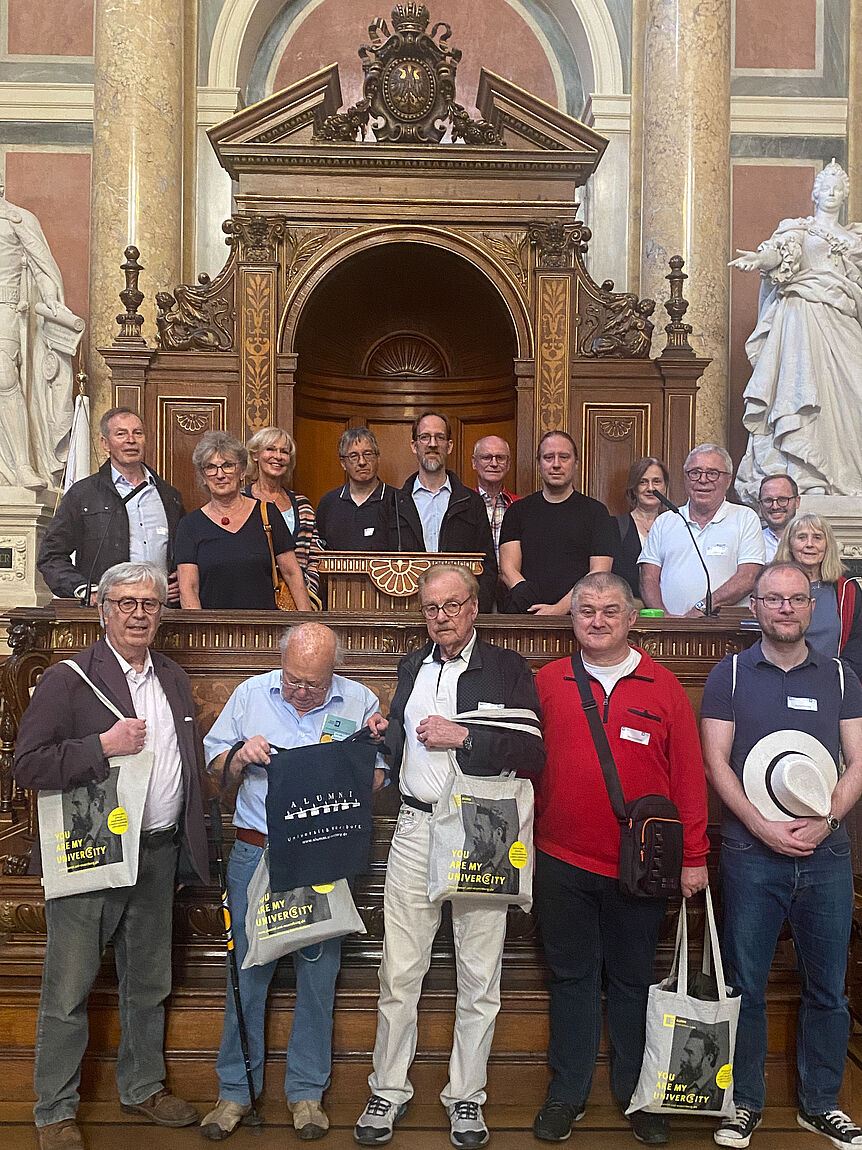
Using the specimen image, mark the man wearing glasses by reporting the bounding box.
[374,411,498,611]
[470,435,518,558]
[701,563,862,1149]
[317,427,391,550]
[639,443,765,616]
[38,407,185,605]
[200,622,385,1142]
[757,475,801,560]
[14,561,209,1150]
[355,563,544,1149]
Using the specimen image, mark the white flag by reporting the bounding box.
[64,393,91,492]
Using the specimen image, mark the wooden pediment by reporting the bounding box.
[476,69,607,160]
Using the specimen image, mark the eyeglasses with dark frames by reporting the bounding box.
[753,594,812,610]
[420,597,471,620]
[202,461,239,476]
[685,468,728,482]
[105,597,164,615]
[340,450,379,462]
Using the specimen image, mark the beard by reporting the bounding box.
[421,454,444,473]
[760,617,807,644]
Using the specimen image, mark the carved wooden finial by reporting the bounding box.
[662,255,695,357]
[116,244,145,344]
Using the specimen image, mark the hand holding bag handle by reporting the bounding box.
[667,888,730,1000]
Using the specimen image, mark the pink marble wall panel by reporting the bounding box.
[734,0,817,71]
[728,162,816,463]
[7,0,94,56]
[5,151,91,323]
[272,0,558,112]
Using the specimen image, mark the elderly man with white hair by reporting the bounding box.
[201,622,385,1142]
[14,561,209,1150]
[639,443,766,617]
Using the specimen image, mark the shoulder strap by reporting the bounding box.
[731,653,738,697]
[60,659,127,721]
[834,657,845,699]
[569,654,627,823]
[259,501,280,592]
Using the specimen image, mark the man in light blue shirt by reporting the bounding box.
[113,467,169,570]
[200,622,384,1143]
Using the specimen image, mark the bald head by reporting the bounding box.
[472,434,511,495]
[279,623,341,714]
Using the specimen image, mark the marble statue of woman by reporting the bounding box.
[0,181,84,489]
[732,160,862,504]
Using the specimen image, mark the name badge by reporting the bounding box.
[320,714,357,743]
[156,526,169,535]
[621,726,650,745]
[364,527,375,536]
[478,701,504,710]
[787,696,818,711]
[706,543,728,556]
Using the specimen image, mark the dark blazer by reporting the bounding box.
[385,636,545,794]
[373,471,498,611]
[37,460,185,599]
[612,512,643,599]
[14,638,209,884]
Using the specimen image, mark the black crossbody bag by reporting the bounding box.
[569,654,683,899]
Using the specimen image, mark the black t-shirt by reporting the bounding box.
[174,501,293,609]
[499,489,617,604]
[316,482,390,551]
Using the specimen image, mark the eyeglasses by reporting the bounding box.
[685,468,728,482]
[420,597,471,619]
[282,676,329,693]
[475,454,509,465]
[760,496,794,508]
[202,461,238,476]
[753,594,812,610]
[415,433,450,445]
[105,597,164,615]
[340,451,379,463]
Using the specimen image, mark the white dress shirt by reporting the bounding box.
[105,638,183,831]
[113,465,169,571]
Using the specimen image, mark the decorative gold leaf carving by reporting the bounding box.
[175,412,210,434]
[536,276,570,434]
[285,229,331,283]
[598,418,635,441]
[480,231,529,292]
[241,270,274,431]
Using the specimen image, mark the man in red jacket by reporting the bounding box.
[532,572,709,1146]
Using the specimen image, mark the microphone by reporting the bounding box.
[652,491,717,617]
[83,480,149,607]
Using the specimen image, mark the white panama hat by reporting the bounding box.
[742,730,838,822]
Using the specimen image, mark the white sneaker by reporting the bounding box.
[448,1101,490,1148]
[354,1096,408,1145]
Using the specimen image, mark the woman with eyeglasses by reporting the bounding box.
[774,512,862,677]
[243,427,322,607]
[175,430,311,611]
[612,456,670,598]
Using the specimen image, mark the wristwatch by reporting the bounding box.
[461,733,474,754]
[826,812,840,832]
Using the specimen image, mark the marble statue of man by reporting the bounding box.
[0,181,84,489]
[732,160,862,504]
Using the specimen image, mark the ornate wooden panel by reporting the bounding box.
[157,398,228,497]
[239,267,277,435]
[582,403,650,514]
[535,274,570,439]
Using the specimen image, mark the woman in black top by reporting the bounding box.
[175,431,311,611]
[613,456,669,599]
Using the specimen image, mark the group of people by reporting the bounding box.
[14,543,862,1150]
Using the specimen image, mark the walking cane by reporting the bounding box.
[209,797,265,1129]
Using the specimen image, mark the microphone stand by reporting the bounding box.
[653,491,718,617]
[83,480,149,606]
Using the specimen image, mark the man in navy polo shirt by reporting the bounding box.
[701,562,862,1149]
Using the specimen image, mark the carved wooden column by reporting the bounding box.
[89,0,184,431]
[640,0,731,447]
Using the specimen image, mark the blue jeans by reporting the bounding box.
[720,836,853,1114]
[533,850,667,1108]
[33,831,179,1126]
[215,838,342,1104]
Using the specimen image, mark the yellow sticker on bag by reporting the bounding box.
[107,807,128,835]
[509,841,528,869]
[312,884,335,894]
[716,1064,733,1089]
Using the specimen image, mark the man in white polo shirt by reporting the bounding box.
[639,443,765,617]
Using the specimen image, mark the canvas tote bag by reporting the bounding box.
[627,887,740,1118]
[242,844,366,968]
[37,660,154,900]
[426,709,538,910]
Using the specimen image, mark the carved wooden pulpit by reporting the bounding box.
[318,551,484,611]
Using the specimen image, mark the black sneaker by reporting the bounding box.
[354,1096,408,1145]
[714,1108,762,1148]
[797,1109,862,1147]
[629,1109,669,1145]
[532,1099,586,1142]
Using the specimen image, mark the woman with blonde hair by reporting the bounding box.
[774,512,862,677]
[243,427,322,607]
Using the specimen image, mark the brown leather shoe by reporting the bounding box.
[36,1120,84,1149]
[120,1088,199,1127]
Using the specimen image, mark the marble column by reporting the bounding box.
[849,0,862,221]
[640,0,731,447]
[89,0,184,428]
[627,0,646,297]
